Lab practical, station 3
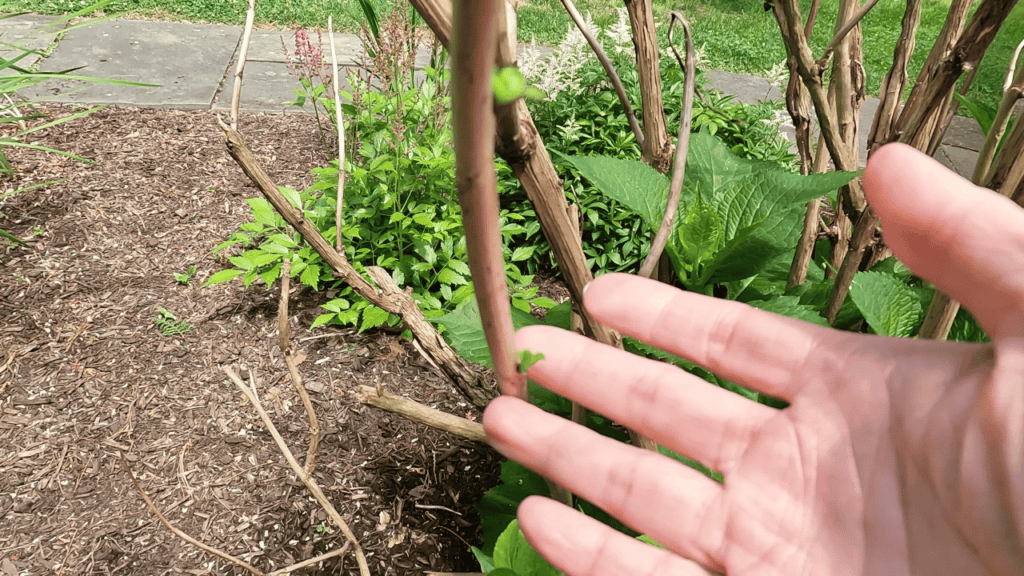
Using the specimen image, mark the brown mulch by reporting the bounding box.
[0,105,503,575]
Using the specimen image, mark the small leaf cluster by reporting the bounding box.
[498,38,796,277]
[209,66,541,332]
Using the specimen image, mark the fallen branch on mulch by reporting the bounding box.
[224,366,371,576]
[356,385,486,443]
[120,453,352,576]
[218,118,492,408]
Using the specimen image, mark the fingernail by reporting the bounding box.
[582,281,592,297]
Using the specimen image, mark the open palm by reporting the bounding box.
[483,144,1024,576]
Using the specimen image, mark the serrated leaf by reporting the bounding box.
[679,194,722,267]
[446,258,471,276]
[392,267,405,286]
[562,154,671,231]
[531,297,558,309]
[510,245,535,262]
[322,298,350,313]
[948,307,990,342]
[204,269,244,286]
[414,241,437,266]
[493,66,528,105]
[228,255,255,271]
[247,198,277,226]
[745,295,828,326]
[309,313,335,329]
[360,305,390,332]
[260,263,282,287]
[299,263,320,288]
[430,297,541,367]
[279,186,302,209]
[437,267,467,285]
[850,271,922,337]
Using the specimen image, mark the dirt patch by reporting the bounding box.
[1,105,501,575]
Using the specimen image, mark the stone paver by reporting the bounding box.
[0,14,64,70]
[22,19,240,108]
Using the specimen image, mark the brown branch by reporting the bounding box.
[920,52,1024,340]
[411,0,622,350]
[224,367,371,576]
[356,385,486,442]
[452,0,525,400]
[558,0,644,148]
[814,0,882,72]
[825,207,877,324]
[625,0,673,171]
[269,542,351,576]
[277,260,320,474]
[218,118,490,406]
[638,13,695,279]
[788,135,830,288]
[230,0,257,129]
[867,0,922,152]
[328,15,346,252]
[119,453,262,575]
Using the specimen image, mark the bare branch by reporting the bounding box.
[452,0,525,399]
[328,16,346,252]
[868,0,922,151]
[974,47,1024,185]
[277,260,320,473]
[224,367,371,576]
[1004,37,1024,92]
[356,385,486,442]
[625,0,673,171]
[269,542,351,576]
[815,0,882,72]
[219,118,489,405]
[120,453,262,575]
[558,0,644,148]
[638,13,695,279]
[230,0,257,129]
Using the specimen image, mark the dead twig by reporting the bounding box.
[119,453,262,575]
[268,542,351,576]
[356,385,486,443]
[558,0,643,148]
[277,259,320,473]
[224,367,371,576]
[815,0,882,71]
[230,0,257,129]
[327,15,346,252]
[638,13,695,279]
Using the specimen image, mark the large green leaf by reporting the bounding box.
[850,271,922,337]
[559,154,671,231]
[476,461,550,555]
[429,298,542,367]
[493,520,560,576]
[746,295,828,326]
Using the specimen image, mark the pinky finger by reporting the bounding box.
[517,496,719,576]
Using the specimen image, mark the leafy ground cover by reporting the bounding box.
[9,0,1024,111]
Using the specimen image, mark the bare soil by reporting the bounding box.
[0,105,503,575]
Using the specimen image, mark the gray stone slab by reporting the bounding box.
[935,144,979,179]
[943,115,984,152]
[242,29,361,66]
[212,60,352,113]
[22,19,240,108]
[0,14,64,69]
[706,70,783,104]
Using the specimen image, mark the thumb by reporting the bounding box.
[864,143,1024,338]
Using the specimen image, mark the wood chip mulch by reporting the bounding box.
[1,105,502,575]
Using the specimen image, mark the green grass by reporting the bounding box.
[7,0,1023,112]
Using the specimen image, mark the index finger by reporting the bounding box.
[584,273,846,400]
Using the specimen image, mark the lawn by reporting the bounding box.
[9,0,1024,111]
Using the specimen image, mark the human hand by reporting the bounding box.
[483,143,1024,576]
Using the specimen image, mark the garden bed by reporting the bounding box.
[0,105,500,575]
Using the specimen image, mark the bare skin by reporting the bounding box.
[484,143,1024,576]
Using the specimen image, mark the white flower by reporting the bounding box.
[766,60,788,93]
[606,8,633,55]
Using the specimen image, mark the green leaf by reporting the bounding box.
[476,462,549,555]
[745,295,828,326]
[446,258,471,276]
[322,298,351,313]
[247,198,277,226]
[948,307,990,343]
[204,269,244,286]
[530,297,558,309]
[360,305,390,332]
[517,350,545,373]
[471,547,495,573]
[299,263,321,288]
[493,520,559,576]
[310,313,335,329]
[437,267,468,286]
[279,186,302,209]
[493,66,528,105]
[228,255,255,271]
[678,194,722,267]
[510,246,535,262]
[954,93,996,136]
[430,297,541,367]
[561,154,671,231]
[849,271,922,337]
[260,263,282,287]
